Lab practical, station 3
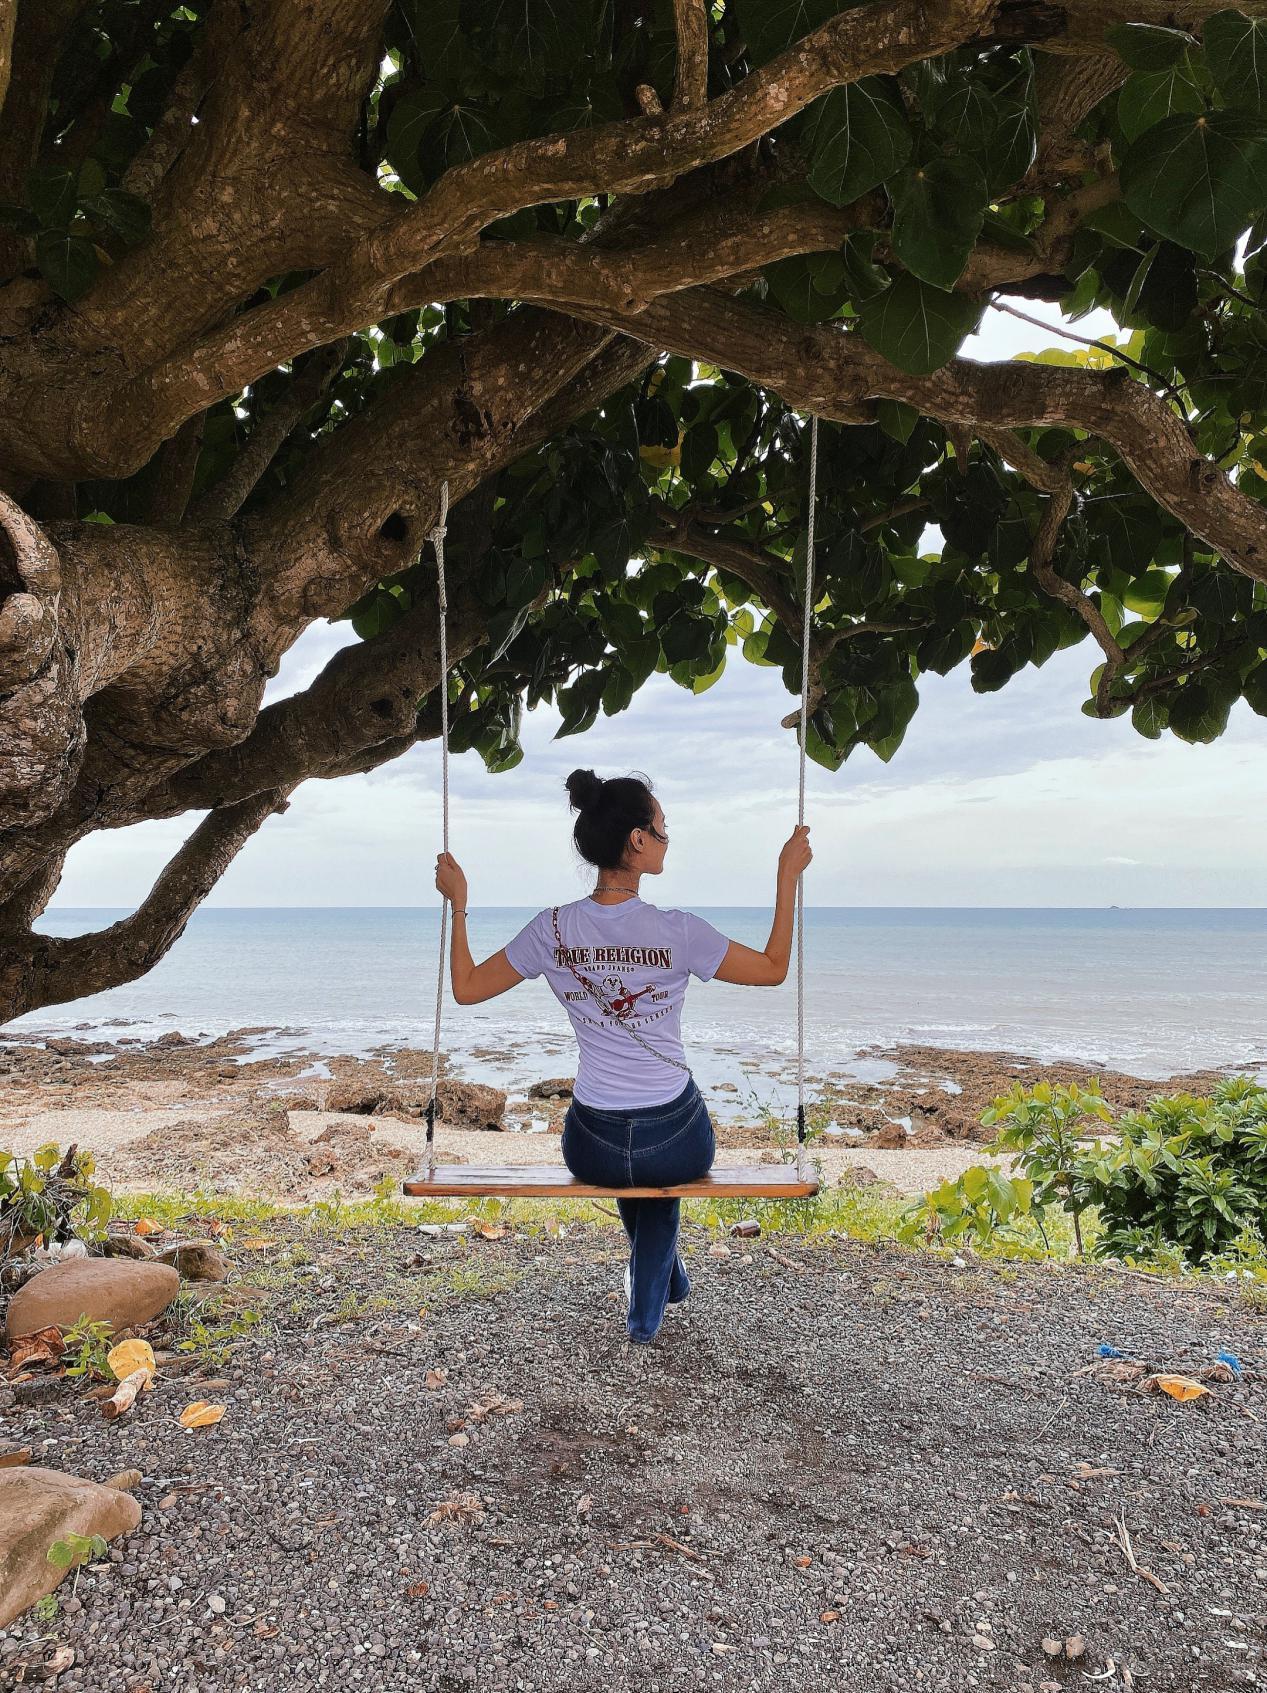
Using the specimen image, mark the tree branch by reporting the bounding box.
[673,0,712,111]
[189,341,348,524]
[569,286,1267,584]
[0,790,287,1021]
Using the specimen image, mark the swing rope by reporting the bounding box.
[422,414,818,1186]
[794,415,818,1183]
[423,479,451,1181]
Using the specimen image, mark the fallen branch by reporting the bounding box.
[1113,1513,1170,1595]
[101,1365,153,1421]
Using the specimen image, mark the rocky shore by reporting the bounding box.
[0,1028,1247,1202]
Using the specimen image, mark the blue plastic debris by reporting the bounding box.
[1216,1350,1242,1378]
[1098,1343,1126,1359]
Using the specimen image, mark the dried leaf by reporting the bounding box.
[238,1237,277,1252]
[178,1401,226,1429]
[1149,1374,1209,1402]
[820,1610,840,1624]
[133,1218,163,1236]
[425,1368,448,1390]
[8,1326,64,1371]
[471,1222,508,1241]
[108,1338,155,1384]
[404,1579,430,1599]
[427,1490,484,1526]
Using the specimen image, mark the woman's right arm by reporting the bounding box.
[713,826,812,986]
[436,852,525,1005]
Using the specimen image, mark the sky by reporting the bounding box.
[55,303,1267,911]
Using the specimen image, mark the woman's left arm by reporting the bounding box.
[436,852,525,1005]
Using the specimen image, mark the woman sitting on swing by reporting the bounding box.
[434,768,812,1346]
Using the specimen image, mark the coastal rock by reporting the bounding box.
[325,1080,388,1115]
[867,1120,911,1150]
[0,1467,141,1629]
[153,1240,229,1282]
[433,1081,507,1133]
[528,1077,575,1101]
[5,1259,180,1340]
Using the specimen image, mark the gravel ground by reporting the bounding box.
[2,1224,1265,1693]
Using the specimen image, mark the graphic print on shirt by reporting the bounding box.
[602,976,656,1020]
[555,943,676,1031]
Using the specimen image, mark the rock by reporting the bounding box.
[867,1120,911,1150]
[100,1233,156,1261]
[0,1466,141,1628]
[528,1078,575,1101]
[431,1081,507,1133]
[153,1240,229,1282]
[5,1258,180,1340]
[838,1164,883,1188]
[325,1081,388,1115]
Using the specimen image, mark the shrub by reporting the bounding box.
[0,1144,113,1261]
[1074,1077,1267,1265]
[899,1080,1111,1256]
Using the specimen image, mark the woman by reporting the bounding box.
[434,767,812,1346]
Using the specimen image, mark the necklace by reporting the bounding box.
[592,884,639,899]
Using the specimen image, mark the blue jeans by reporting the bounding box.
[561,1079,715,1344]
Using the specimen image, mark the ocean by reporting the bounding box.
[8,907,1267,1110]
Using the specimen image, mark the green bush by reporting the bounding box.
[899,1079,1110,1256]
[1074,1077,1267,1265]
[0,1144,113,1260]
[900,1075,1267,1270]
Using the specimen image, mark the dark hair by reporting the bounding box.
[565,768,656,871]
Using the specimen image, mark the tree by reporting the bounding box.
[1,0,1266,1021]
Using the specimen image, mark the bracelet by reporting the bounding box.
[452,908,468,917]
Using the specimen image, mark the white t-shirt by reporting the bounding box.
[505,897,729,1109]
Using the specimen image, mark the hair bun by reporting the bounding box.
[565,768,604,812]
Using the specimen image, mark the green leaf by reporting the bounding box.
[1117,58,1204,142]
[804,78,914,206]
[1204,11,1267,111]
[383,88,451,192]
[984,92,1038,194]
[733,0,837,65]
[1120,111,1267,260]
[876,398,917,443]
[1244,658,1267,715]
[1187,567,1251,623]
[858,274,982,375]
[679,421,718,484]
[1121,568,1173,615]
[1106,22,1197,72]
[485,0,590,85]
[1131,695,1169,738]
[889,156,988,289]
[349,587,403,640]
[81,188,152,245]
[917,620,976,675]
[765,254,844,322]
[35,229,99,302]
[601,665,635,716]
[1167,678,1235,742]
[26,163,77,228]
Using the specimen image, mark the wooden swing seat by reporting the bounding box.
[402,1165,819,1199]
